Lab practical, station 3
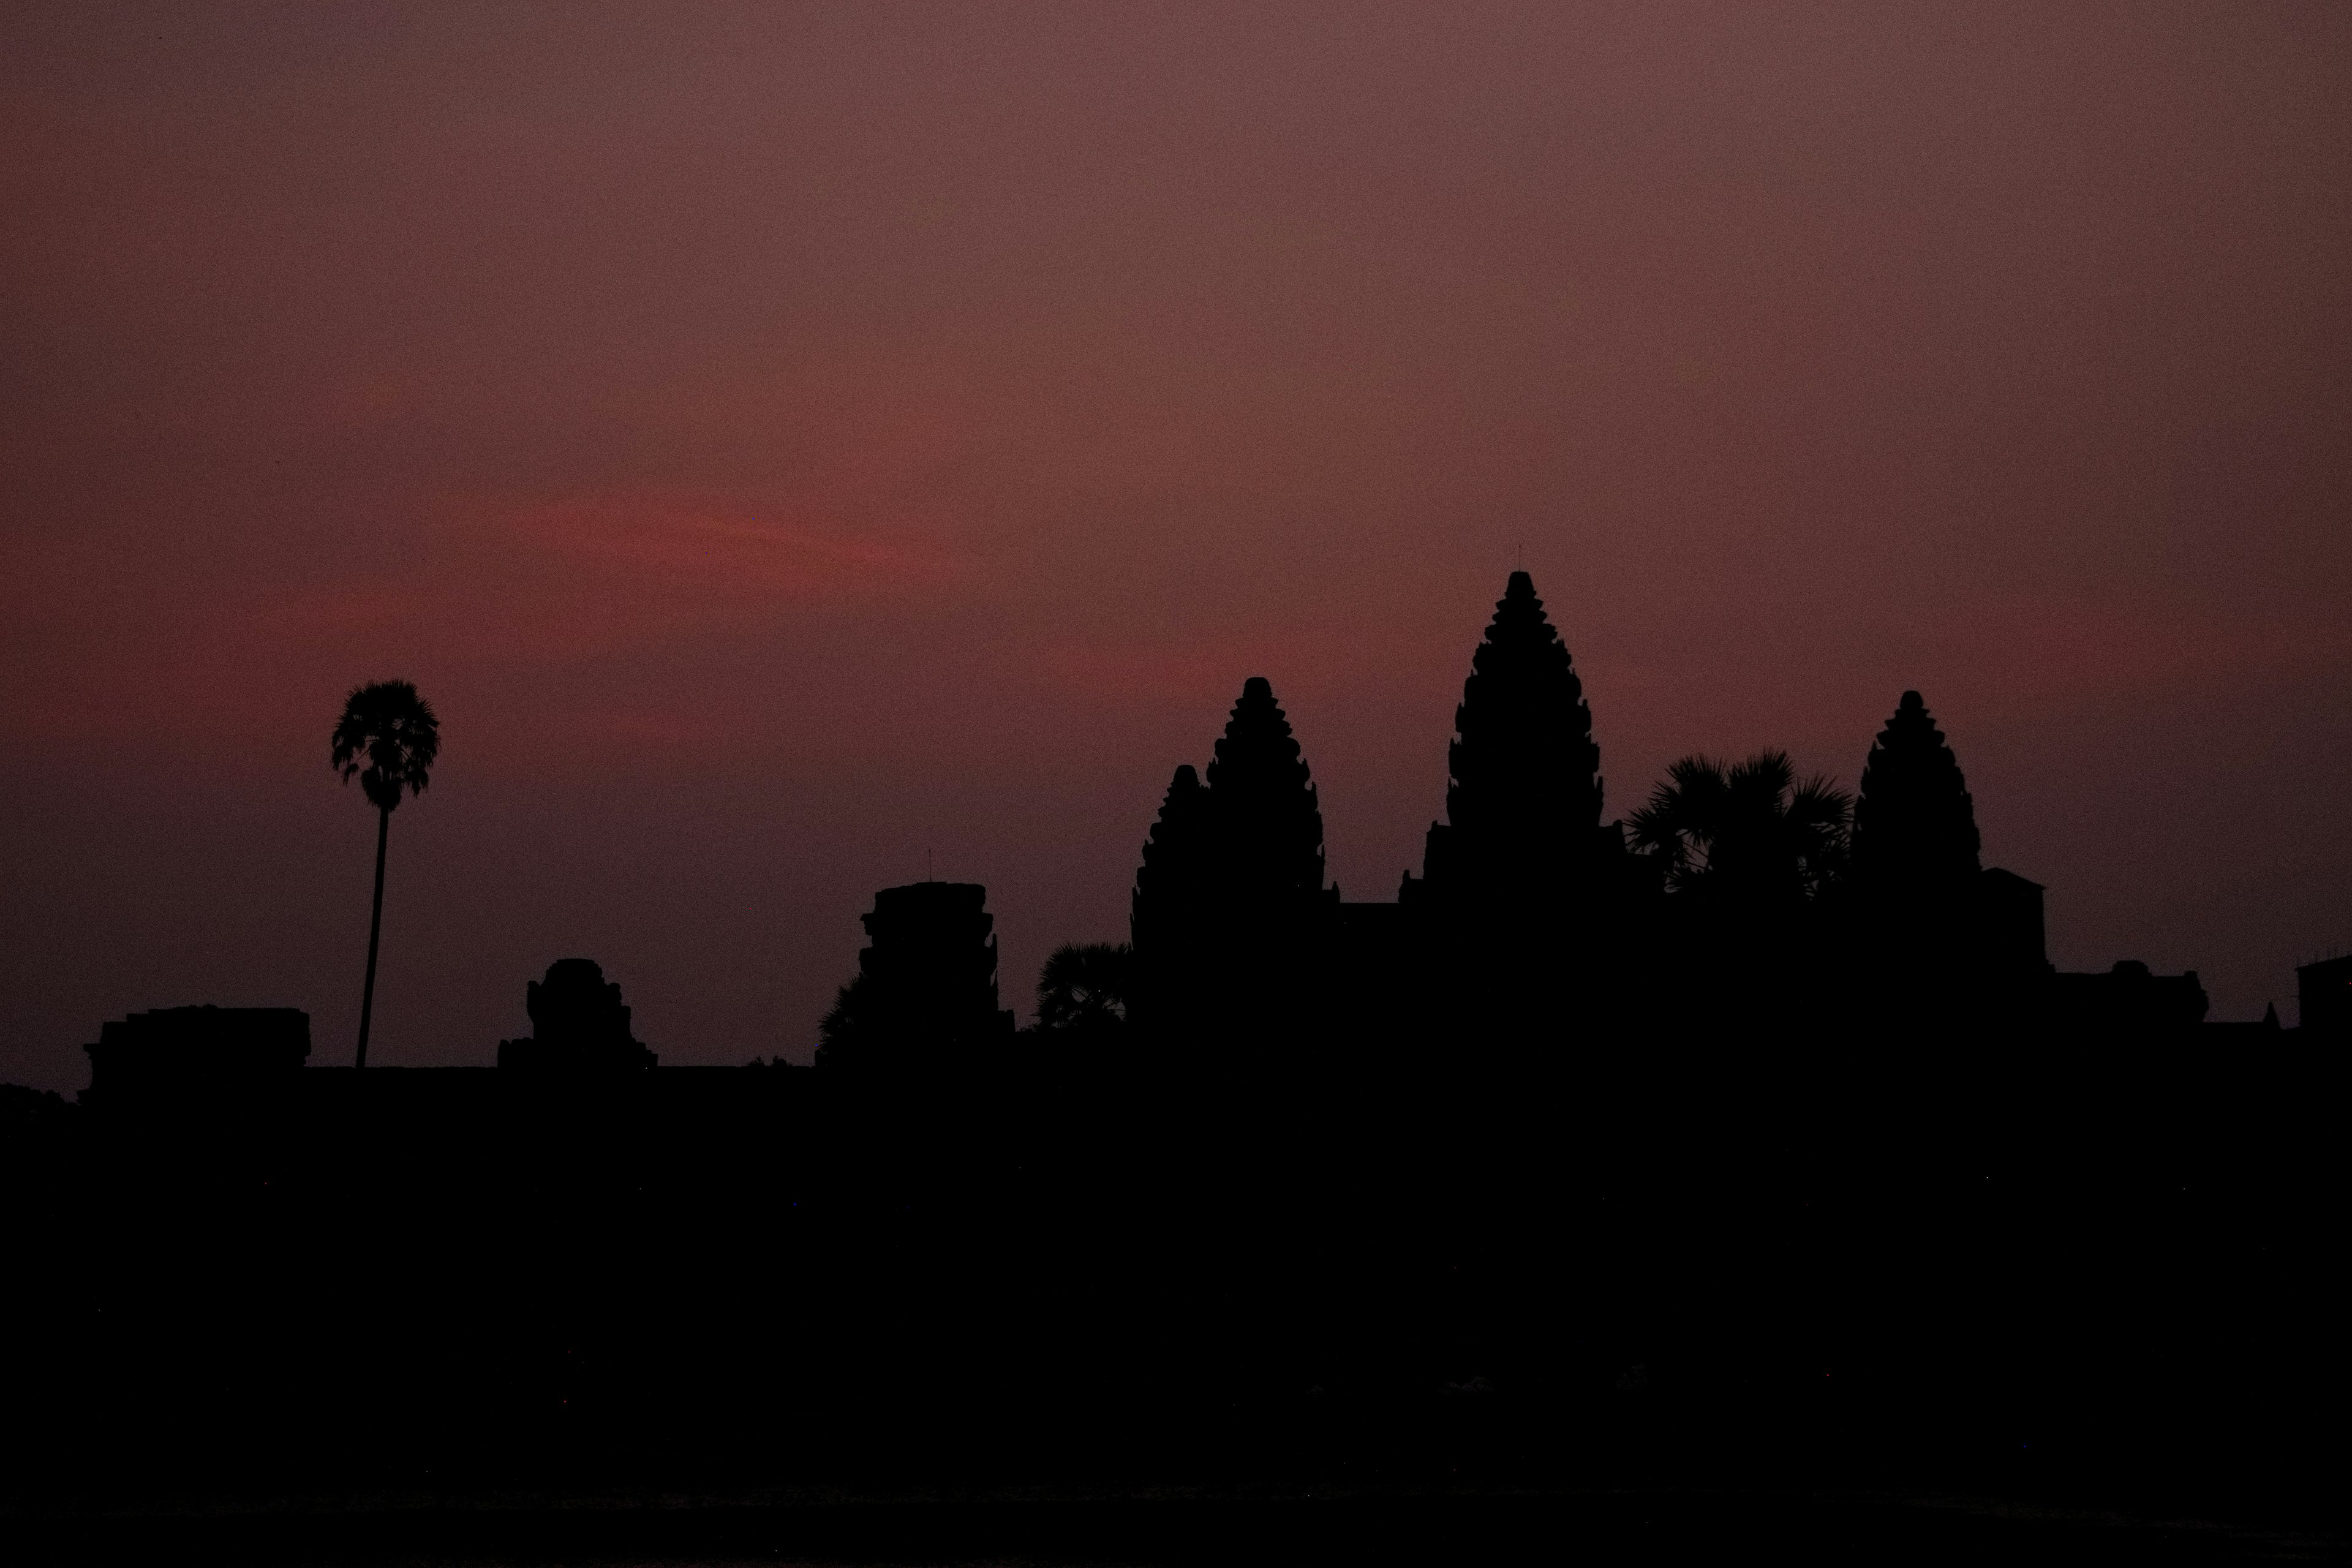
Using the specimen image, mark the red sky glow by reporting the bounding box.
[5,2,2350,1087]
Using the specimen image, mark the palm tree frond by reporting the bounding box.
[1785,775,1855,828]
[1638,748,1853,903]
[1036,942,1133,1031]
[332,680,440,810]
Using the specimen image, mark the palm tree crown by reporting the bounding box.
[1035,943,1132,1032]
[1628,750,1850,903]
[332,680,440,810]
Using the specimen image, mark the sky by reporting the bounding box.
[4,2,2349,1088]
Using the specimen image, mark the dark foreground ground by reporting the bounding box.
[6,1031,2343,1561]
[4,1487,2346,1567]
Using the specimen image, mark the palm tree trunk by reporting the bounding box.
[356,805,390,1069]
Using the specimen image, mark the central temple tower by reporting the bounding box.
[1414,570,1606,908]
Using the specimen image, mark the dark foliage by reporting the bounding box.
[330,679,439,813]
[1628,750,1852,905]
[813,971,873,1069]
[1035,942,1131,1033]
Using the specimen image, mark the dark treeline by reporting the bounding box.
[4,571,2346,1525]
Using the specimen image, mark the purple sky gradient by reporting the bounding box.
[5,3,2349,1088]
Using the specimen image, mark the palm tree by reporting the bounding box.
[1627,750,1850,907]
[331,680,440,1068]
[1035,943,1132,1033]
[813,973,873,1070]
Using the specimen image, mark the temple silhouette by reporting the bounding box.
[10,568,2346,1517]
[497,959,658,1071]
[816,881,1017,1078]
[72,570,2313,1107]
[1117,571,2238,1070]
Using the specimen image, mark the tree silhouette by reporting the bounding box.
[1036,943,1132,1033]
[331,680,439,1068]
[813,972,873,1069]
[1628,750,1849,906]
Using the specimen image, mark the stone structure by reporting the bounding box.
[498,958,657,1069]
[1129,763,1213,1033]
[1127,677,1335,1046]
[860,882,1015,1041]
[2045,959,2210,1037]
[1852,690,1982,888]
[816,882,1016,1072]
[2296,954,2352,1039]
[83,1006,310,1107]
[1847,688,2050,988]
[1410,570,1605,910]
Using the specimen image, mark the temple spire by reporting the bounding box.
[1423,571,1602,896]
[1131,763,1210,953]
[1128,679,1329,1043]
[1852,690,1981,891]
[1206,676,1326,903]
